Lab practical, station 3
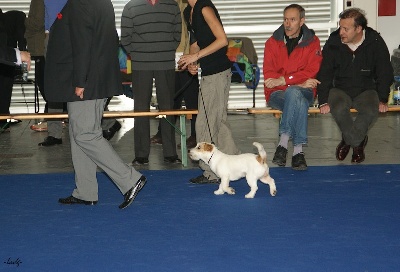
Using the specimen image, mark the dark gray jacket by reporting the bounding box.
[317,27,393,104]
[44,0,121,102]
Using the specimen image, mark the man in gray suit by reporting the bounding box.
[44,0,146,209]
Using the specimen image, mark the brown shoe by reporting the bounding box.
[30,121,48,132]
[336,137,351,161]
[351,136,368,163]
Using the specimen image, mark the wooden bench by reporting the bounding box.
[248,105,400,115]
[0,109,199,167]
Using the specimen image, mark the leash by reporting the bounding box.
[173,74,195,101]
[198,83,215,145]
[207,151,215,164]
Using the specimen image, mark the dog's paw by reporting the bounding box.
[245,193,255,198]
[214,189,224,195]
[225,187,235,195]
[270,189,277,196]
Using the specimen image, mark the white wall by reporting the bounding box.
[345,0,378,29]
[378,0,400,54]
[347,0,399,58]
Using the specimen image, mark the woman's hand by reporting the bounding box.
[178,53,199,70]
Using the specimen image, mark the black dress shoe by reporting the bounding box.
[103,120,122,140]
[119,175,147,209]
[59,195,97,205]
[9,119,22,125]
[189,175,220,184]
[132,157,149,165]
[164,155,182,164]
[291,152,307,170]
[38,136,62,146]
[336,137,350,161]
[351,136,368,163]
[272,145,288,166]
[150,133,162,144]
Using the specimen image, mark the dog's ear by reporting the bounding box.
[204,143,214,152]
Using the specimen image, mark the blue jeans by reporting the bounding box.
[268,86,314,146]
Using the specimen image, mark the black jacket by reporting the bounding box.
[44,0,121,102]
[317,27,393,104]
[3,10,27,50]
[0,46,17,66]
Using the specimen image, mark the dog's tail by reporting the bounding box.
[253,142,267,164]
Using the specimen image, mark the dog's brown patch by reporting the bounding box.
[256,154,266,164]
[204,143,214,152]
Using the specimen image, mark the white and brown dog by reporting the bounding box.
[189,142,277,198]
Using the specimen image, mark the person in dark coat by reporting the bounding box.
[0,46,30,67]
[44,0,146,209]
[317,8,393,164]
[0,9,27,130]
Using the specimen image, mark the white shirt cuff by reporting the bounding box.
[14,48,22,65]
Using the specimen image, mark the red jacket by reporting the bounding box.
[263,24,322,102]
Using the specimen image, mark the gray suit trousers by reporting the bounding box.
[68,99,142,201]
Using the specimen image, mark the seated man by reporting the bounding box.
[317,8,393,163]
[263,4,322,170]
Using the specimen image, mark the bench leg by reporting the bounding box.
[161,115,188,167]
[179,115,188,167]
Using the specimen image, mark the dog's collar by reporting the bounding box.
[207,152,215,164]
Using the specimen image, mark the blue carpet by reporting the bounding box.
[1,165,400,271]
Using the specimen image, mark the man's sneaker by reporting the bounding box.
[189,175,220,184]
[272,145,288,166]
[291,152,307,170]
[132,157,149,165]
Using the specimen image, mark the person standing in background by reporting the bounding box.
[121,0,182,165]
[150,0,199,150]
[25,0,48,128]
[29,0,68,145]
[0,46,30,67]
[0,9,26,131]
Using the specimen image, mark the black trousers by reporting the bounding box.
[174,70,199,136]
[156,70,199,136]
[0,63,15,125]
